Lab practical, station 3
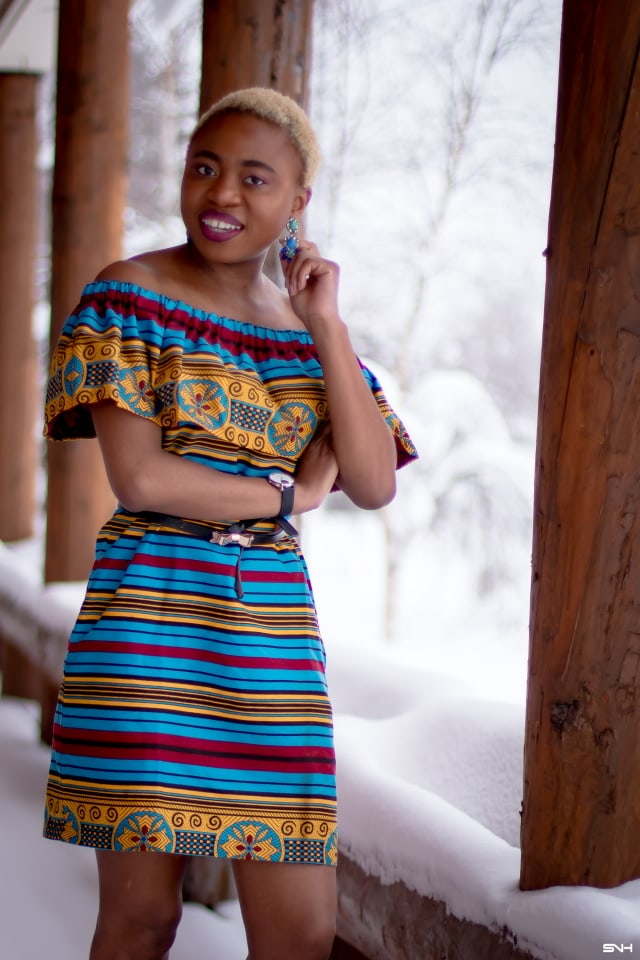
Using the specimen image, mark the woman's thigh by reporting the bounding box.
[232,860,336,960]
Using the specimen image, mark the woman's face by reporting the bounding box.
[181,112,310,267]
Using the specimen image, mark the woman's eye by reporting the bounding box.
[244,175,266,186]
[196,163,216,176]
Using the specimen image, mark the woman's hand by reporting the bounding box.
[282,237,397,511]
[281,240,342,337]
[293,423,339,514]
[281,240,398,510]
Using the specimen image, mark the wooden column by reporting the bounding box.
[199,0,314,284]
[45,0,129,583]
[199,0,314,112]
[521,0,640,889]
[0,73,39,543]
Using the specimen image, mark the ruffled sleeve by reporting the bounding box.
[44,282,165,440]
[360,364,418,469]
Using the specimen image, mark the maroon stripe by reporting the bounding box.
[55,741,334,774]
[137,553,233,575]
[80,287,317,361]
[56,728,334,760]
[129,551,308,584]
[71,639,320,671]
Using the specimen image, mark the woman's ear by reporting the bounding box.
[292,188,312,217]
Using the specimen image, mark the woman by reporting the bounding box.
[43,87,417,960]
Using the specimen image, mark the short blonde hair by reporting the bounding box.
[192,87,321,188]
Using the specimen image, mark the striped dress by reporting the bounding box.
[42,280,417,863]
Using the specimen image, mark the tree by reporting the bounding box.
[309,0,560,643]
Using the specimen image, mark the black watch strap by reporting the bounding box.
[280,483,295,518]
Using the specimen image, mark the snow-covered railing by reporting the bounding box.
[335,854,531,959]
[0,540,81,737]
[327,646,640,960]
[0,542,80,677]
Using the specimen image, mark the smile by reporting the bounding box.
[201,217,242,232]
[199,213,244,243]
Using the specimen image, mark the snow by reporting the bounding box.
[0,698,248,960]
[2,1,638,956]
[326,644,640,959]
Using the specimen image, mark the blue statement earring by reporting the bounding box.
[279,217,299,262]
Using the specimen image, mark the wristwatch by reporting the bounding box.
[267,472,295,517]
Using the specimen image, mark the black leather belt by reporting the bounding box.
[131,511,298,599]
[137,512,295,546]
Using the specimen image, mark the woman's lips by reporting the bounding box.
[199,211,244,242]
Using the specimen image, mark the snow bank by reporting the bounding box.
[328,643,640,960]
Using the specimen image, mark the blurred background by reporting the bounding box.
[27,0,563,700]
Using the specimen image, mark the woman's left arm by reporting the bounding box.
[284,242,398,509]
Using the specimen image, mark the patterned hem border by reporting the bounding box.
[44,800,338,865]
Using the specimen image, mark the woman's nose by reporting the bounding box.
[206,173,239,205]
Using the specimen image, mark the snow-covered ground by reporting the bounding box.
[0,697,247,960]
[2,534,640,960]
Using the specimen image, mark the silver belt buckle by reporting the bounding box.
[210,530,254,547]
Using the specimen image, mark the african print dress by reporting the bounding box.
[42,280,417,864]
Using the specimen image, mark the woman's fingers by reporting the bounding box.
[282,242,329,295]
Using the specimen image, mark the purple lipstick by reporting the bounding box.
[199,210,243,243]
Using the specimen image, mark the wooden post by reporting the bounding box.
[199,0,314,284]
[521,0,640,889]
[0,73,39,543]
[44,0,129,583]
[199,0,314,113]
[0,638,42,702]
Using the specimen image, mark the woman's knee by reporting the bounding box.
[234,860,336,960]
[246,903,336,960]
[295,914,337,960]
[92,900,183,960]
[247,929,334,960]
[91,850,187,960]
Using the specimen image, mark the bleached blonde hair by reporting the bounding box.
[191,87,321,188]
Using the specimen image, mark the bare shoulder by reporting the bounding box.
[94,258,152,286]
[94,247,186,290]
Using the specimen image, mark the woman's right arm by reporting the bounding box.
[91,402,337,522]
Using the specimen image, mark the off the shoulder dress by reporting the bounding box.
[42,281,417,864]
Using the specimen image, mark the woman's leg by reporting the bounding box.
[89,850,189,960]
[232,860,337,960]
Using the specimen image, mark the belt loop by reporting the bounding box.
[235,544,246,599]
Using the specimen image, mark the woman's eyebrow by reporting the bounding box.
[193,149,277,175]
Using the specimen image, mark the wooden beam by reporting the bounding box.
[44,0,129,582]
[521,0,640,889]
[199,0,314,113]
[336,855,532,960]
[0,73,38,542]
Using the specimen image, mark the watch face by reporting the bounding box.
[269,471,294,489]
